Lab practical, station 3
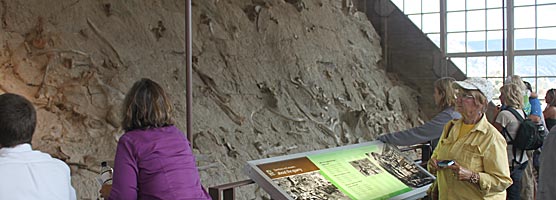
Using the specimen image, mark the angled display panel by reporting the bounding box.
[244,141,435,200]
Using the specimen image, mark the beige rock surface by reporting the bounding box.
[0,0,426,199]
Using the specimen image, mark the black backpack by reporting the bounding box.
[502,108,545,151]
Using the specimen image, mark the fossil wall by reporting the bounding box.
[0,0,427,199]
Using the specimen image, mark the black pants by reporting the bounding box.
[507,161,528,200]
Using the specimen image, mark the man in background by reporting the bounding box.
[0,93,76,200]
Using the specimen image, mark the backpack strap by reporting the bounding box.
[506,107,526,122]
[502,107,527,166]
[501,123,522,168]
[501,108,519,142]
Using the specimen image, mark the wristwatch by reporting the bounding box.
[469,172,480,184]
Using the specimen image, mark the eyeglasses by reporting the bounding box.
[455,92,475,100]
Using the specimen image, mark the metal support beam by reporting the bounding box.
[186,0,193,147]
[440,0,447,75]
[506,0,514,76]
[447,49,556,57]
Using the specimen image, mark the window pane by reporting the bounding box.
[538,0,556,4]
[487,30,503,51]
[427,33,441,47]
[450,57,467,74]
[447,32,466,53]
[467,31,486,52]
[447,0,465,11]
[515,29,536,50]
[467,10,486,31]
[422,0,439,13]
[392,0,404,11]
[522,77,536,92]
[486,0,503,8]
[538,55,556,76]
[467,0,485,10]
[538,5,556,27]
[486,8,503,30]
[514,0,536,6]
[408,14,422,29]
[538,27,556,49]
[514,56,536,77]
[467,57,486,77]
[447,12,466,32]
[422,13,440,33]
[487,56,503,77]
[514,6,536,29]
[488,78,504,104]
[537,77,556,102]
[405,0,422,14]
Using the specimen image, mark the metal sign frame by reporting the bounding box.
[244,141,434,200]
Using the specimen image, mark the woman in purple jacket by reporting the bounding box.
[100,78,210,200]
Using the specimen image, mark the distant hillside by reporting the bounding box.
[474,39,556,51]
[467,39,556,76]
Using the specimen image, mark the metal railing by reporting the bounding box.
[209,179,254,200]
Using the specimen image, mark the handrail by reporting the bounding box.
[208,179,255,200]
[399,142,432,165]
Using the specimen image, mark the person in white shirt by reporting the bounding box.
[0,93,77,200]
[493,83,530,200]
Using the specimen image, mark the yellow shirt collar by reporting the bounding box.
[448,114,490,135]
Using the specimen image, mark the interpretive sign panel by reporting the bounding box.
[244,141,434,200]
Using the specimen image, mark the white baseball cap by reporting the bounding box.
[454,77,494,102]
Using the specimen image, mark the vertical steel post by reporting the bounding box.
[186,0,193,147]
[440,0,447,75]
[506,0,514,76]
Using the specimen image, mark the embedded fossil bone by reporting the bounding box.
[198,163,220,171]
[266,107,306,122]
[86,18,124,67]
[35,56,52,98]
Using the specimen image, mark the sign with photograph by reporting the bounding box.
[245,141,434,200]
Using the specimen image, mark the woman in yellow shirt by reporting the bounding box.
[428,77,512,199]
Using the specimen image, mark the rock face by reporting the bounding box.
[0,0,426,199]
